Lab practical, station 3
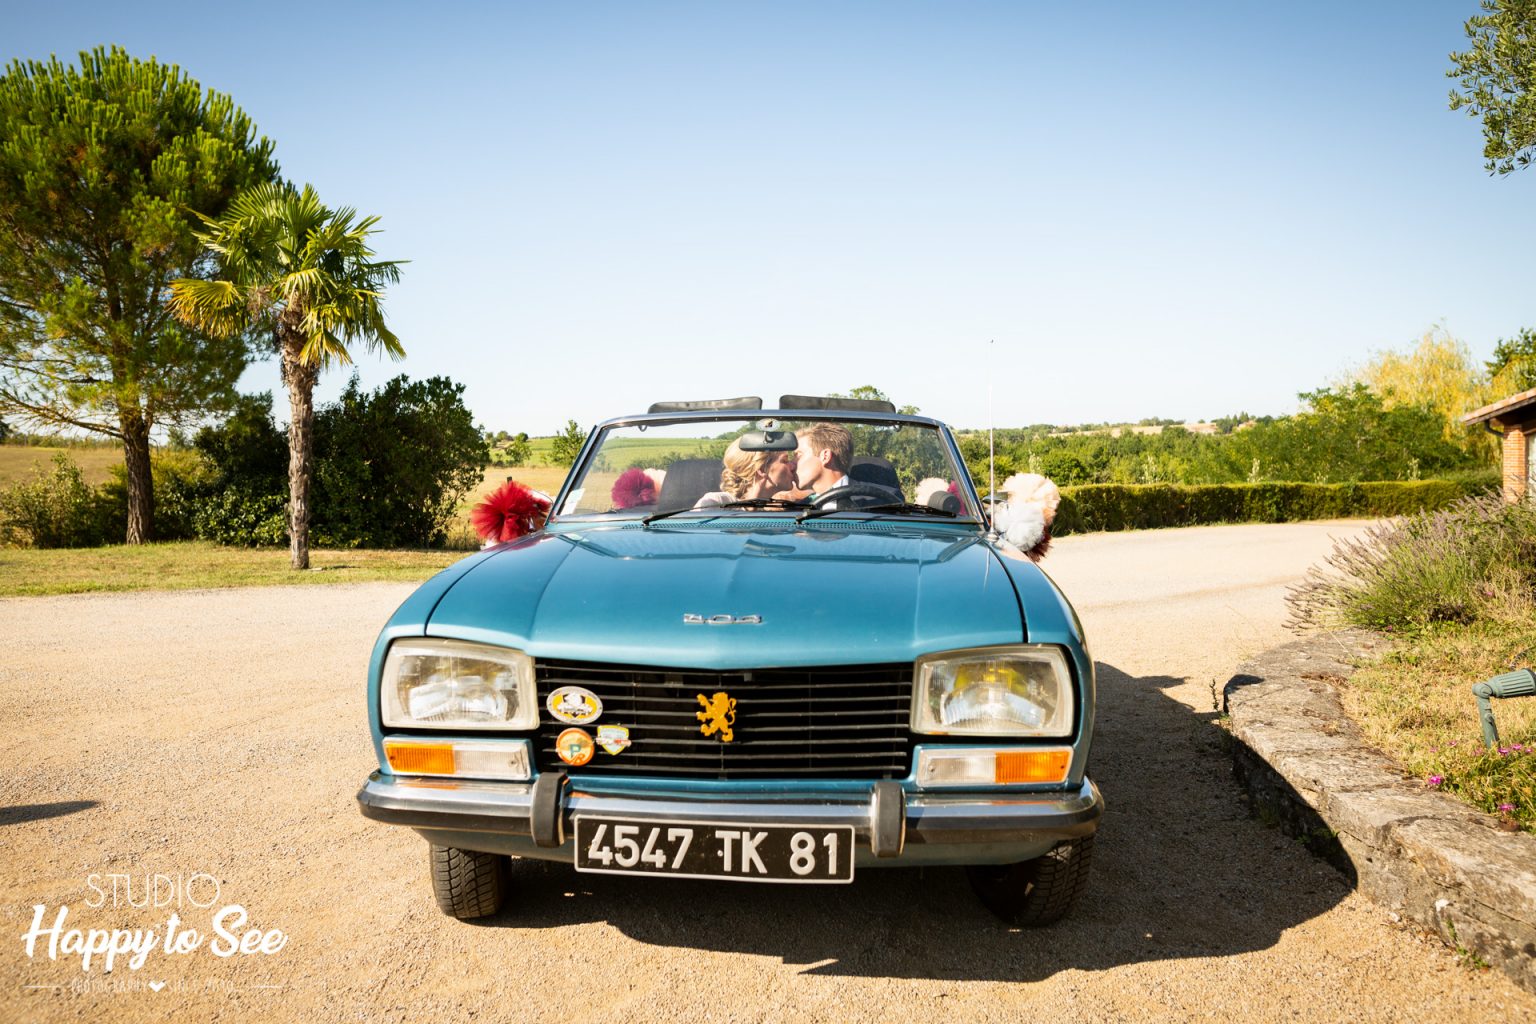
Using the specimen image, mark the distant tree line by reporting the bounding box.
[959,385,1483,488]
[956,328,1524,490]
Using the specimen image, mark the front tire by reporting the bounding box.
[429,844,508,920]
[966,835,1094,926]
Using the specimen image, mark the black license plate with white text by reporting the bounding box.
[573,816,856,883]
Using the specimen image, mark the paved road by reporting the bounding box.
[3,521,1532,1022]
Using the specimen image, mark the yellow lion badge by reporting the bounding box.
[695,691,736,743]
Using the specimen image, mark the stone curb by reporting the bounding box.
[1223,630,1536,995]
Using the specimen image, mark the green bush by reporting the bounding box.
[97,449,207,542]
[183,375,486,548]
[184,391,288,546]
[1,450,225,548]
[311,375,486,548]
[0,453,116,547]
[1051,477,1496,536]
[194,392,288,490]
[192,488,288,547]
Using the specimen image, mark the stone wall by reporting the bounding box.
[1224,632,1536,994]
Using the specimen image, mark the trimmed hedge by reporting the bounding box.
[1052,477,1499,536]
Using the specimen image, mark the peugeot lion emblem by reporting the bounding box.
[696,692,736,742]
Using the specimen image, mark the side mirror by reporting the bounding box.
[979,493,1000,529]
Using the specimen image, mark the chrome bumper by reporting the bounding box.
[356,771,1102,864]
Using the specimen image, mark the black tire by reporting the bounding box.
[966,835,1094,927]
[428,844,508,920]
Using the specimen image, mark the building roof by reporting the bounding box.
[1462,386,1536,426]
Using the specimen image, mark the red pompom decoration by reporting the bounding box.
[611,467,657,509]
[471,479,550,543]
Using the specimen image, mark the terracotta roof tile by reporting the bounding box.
[1462,386,1536,425]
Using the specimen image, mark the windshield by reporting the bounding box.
[556,417,979,522]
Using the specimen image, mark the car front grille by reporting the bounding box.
[533,660,914,780]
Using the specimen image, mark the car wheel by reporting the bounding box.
[965,835,1093,926]
[428,844,508,920]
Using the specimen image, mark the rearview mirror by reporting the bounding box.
[737,430,798,452]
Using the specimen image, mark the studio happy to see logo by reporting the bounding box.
[20,872,288,974]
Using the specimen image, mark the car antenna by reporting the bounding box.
[987,339,998,539]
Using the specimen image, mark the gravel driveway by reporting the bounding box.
[3,520,1533,1022]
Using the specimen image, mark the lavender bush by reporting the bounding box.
[1286,495,1536,634]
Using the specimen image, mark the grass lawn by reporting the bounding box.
[0,542,468,597]
[0,445,124,486]
[1342,616,1536,834]
[3,462,585,598]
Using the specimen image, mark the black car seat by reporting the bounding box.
[655,458,726,511]
[849,456,902,499]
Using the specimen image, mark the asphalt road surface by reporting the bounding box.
[3,520,1533,1022]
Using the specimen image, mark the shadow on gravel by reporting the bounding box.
[476,661,1353,981]
[0,800,98,825]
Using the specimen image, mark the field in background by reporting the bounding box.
[515,434,720,461]
[470,464,568,501]
[0,445,123,486]
[441,465,568,543]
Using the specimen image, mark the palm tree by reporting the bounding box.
[170,182,403,568]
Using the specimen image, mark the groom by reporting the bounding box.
[775,422,853,505]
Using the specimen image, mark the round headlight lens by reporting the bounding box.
[381,638,538,730]
[912,646,1073,737]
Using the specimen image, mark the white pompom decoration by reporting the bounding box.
[993,500,1046,552]
[988,473,1060,561]
[1001,472,1061,524]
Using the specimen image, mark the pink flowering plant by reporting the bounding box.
[1418,745,1533,831]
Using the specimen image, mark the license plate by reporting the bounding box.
[573,816,856,884]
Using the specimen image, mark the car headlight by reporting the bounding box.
[381,638,538,730]
[911,645,1074,737]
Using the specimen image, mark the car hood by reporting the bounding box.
[424,523,1025,668]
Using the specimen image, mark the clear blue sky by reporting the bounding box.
[9,1,1534,433]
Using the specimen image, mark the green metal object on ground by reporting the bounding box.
[1472,668,1536,748]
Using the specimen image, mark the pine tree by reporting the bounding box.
[0,46,278,542]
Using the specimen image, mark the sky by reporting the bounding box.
[8,1,1534,434]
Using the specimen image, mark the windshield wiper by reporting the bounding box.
[640,506,704,525]
[796,502,961,523]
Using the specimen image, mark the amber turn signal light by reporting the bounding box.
[385,740,456,775]
[994,748,1070,785]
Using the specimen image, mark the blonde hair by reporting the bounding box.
[796,422,852,472]
[720,439,783,499]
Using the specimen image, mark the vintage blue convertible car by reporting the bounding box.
[357,396,1101,923]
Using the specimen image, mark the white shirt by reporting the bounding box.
[812,474,852,506]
